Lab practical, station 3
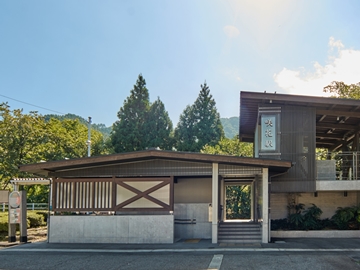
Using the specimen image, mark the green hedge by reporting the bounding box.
[0,211,47,233]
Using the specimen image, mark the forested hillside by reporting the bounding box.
[220,117,239,138]
[44,113,112,138]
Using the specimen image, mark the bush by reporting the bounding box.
[36,211,48,223]
[331,206,360,230]
[0,210,47,232]
[27,212,46,227]
[271,219,289,230]
[272,204,360,231]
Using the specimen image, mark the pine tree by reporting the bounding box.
[174,82,224,152]
[111,74,150,152]
[145,97,174,150]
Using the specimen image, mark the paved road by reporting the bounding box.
[0,250,360,270]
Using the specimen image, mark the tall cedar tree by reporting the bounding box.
[111,74,150,152]
[111,74,173,152]
[174,82,224,152]
[145,97,174,150]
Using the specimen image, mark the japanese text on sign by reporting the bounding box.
[261,115,276,151]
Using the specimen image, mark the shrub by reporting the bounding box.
[27,212,46,227]
[331,206,360,230]
[0,211,47,232]
[302,204,323,230]
[36,211,48,222]
[271,219,288,230]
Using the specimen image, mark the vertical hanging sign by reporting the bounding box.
[261,115,276,151]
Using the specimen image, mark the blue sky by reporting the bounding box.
[1,1,360,127]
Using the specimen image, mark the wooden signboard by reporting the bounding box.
[0,190,9,203]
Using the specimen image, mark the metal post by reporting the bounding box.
[87,117,92,157]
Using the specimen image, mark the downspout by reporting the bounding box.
[268,167,292,242]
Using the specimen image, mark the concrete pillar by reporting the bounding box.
[262,168,269,243]
[251,181,254,221]
[220,177,224,221]
[212,163,219,244]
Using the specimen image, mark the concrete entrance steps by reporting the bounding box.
[218,222,261,243]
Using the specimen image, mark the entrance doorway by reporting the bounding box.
[223,181,254,222]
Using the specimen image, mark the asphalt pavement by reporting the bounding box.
[1,239,360,270]
[1,237,360,253]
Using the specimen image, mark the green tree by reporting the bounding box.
[174,82,224,152]
[0,103,46,188]
[146,97,174,150]
[111,74,150,152]
[323,81,360,99]
[226,185,251,219]
[0,103,106,189]
[111,74,173,152]
[201,135,253,157]
[44,113,112,139]
[43,118,106,160]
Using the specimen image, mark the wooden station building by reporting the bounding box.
[19,91,360,243]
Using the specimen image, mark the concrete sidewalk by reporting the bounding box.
[2,238,360,253]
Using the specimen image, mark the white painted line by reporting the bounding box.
[2,248,360,253]
[208,254,223,270]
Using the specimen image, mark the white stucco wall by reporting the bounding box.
[49,215,174,243]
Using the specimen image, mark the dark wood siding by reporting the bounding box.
[272,105,316,192]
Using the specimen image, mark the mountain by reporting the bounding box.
[44,113,112,139]
[44,113,239,140]
[220,117,239,139]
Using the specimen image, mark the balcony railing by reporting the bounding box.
[316,151,360,181]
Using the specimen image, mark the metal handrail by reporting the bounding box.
[316,151,360,181]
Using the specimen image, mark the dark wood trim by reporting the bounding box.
[317,122,357,130]
[92,181,95,209]
[112,177,116,209]
[52,179,57,211]
[114,208,170,212]
[317,109,360,118]
[115,180,170,210]
[53,208,113,212]
[56,178,112,182]
[170,176,174,211]
[72,181,76,208]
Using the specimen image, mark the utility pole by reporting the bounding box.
[87,117,92,157]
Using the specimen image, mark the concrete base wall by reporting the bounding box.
[271,230,360,238]
[49,215,174,244]
[174,203,211,239]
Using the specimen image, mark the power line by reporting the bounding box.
[0,94,66,115]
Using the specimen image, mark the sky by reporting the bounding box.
[1,0,360,127]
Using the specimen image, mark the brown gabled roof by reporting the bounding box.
[19,149,291,177]
[240,91,360,150]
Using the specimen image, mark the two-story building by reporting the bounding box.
[19,91,360,244]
